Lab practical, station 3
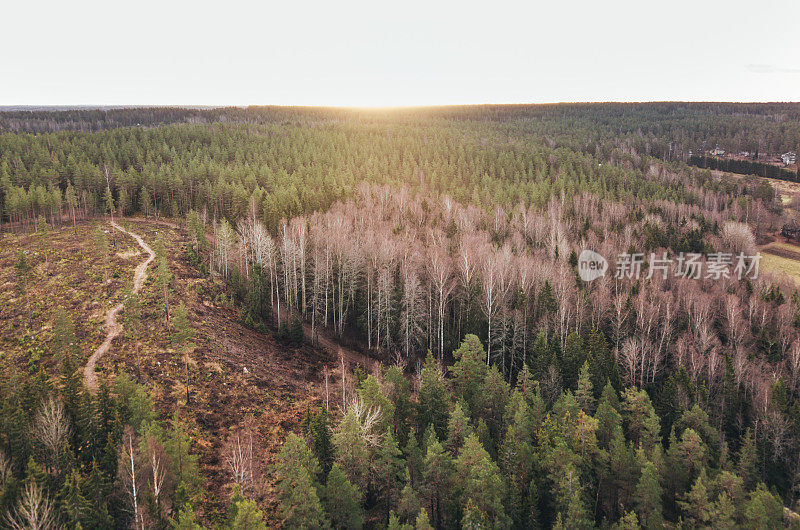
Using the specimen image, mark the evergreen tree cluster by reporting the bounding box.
[278,335,793,529]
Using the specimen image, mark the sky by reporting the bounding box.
[3,0,800,107]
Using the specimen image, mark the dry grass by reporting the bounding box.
[761,252,800,284]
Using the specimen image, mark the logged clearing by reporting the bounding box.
[758,234,800,283]
[0,217,359,523]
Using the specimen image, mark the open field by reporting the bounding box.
[761,252,800,284]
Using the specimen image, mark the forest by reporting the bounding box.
[1,104,800,529]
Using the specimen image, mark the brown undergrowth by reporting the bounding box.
[0,218,353,524]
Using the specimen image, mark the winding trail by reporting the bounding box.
[84,221,155,393]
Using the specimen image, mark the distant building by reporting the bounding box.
[710,147,725,156]
[781,152,797,165]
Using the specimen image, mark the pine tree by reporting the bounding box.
[621,388,661,453]
[117,186,130,217]
[738,428,759,490]
[93,225,110,295]
[575,361,595,413]
[397,468,422,522]
[612,511,641,530]
[678,469,711,527]
[480,366,510,451]
[742,483,783,529]
[599,425,637,522]
[52,307,78,360]
[302,408,334,475]
[36,216,50,273]
[163,412,201,511]
[499,391,534,527]
[454,434,509,528]
[633,461,664,530]
[65,181,78,232]
[228,485,269,529]
[449,334,487,417]
[708,491,737,529]
[387,511,413,530]
[277,466,328,529]
[445,402,473,454]
[171,503,206,529]
[332,410,370,492]
[562,331,584,390]
[373,428,404,525]
[422,437,452,529]
[384,365,413,448]
[553,461,593,530]
[140,186,152,218]
[414,508,434,530]
[276,432,321,486]
[123,289,143,381]
[587,328,619,392]
[321,463,363,530]
[417,352,449,440]
[103,185,115,221]
[59,469,92,528]
[357,375,394,433]
[531,330,552,380]
[595,382,623,449]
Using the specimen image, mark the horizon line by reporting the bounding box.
[3,100,800,112]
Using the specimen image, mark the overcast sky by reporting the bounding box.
[3,0,799,106]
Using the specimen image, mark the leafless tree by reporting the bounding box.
[118,427,144,530]
[225,420,257,499]
[427,236,455,361]
[721,221,756,256]
[32,396,71,476]
[344,395,383,447]
[5,482,58,530]
[143,434,173,521]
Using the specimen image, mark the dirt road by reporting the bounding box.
[83,221,155,393]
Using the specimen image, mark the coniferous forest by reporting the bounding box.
[2,104,800,529]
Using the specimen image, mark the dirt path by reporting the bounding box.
[84,221,155,393]
[113,217,376,373]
